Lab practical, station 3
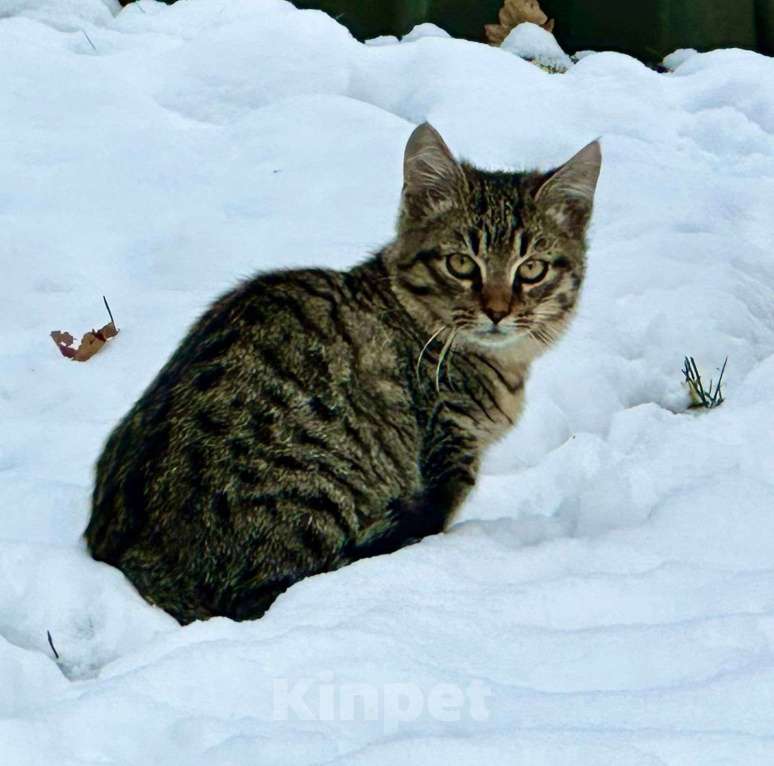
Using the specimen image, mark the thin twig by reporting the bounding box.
[103,295,116,327]
[47,630,60,660]
[81,30,97,52]
[713,357,728,407]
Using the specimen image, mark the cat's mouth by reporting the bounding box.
[468,325,526,347]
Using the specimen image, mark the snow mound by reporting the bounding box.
[663,47,699,70]
[401,23,451,43]
[0,0,119,31]
[501,21,573,71]
[365,35,399,47]
[2,0,774,763]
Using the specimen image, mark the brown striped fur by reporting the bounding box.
[86,124,601,623]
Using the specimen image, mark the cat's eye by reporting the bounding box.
[517,259,549,284]
[446,253,478,280]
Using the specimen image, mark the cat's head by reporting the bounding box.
[388,123,601,353]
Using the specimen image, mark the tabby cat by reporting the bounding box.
[86,124,601,624]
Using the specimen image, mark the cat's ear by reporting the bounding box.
[535,141,601,236]
[402,123,465,218]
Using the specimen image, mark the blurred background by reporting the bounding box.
[120,0,774,61]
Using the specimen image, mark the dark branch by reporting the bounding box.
[46,630,60,660]
[103,295,116,327]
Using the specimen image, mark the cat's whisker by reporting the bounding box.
[529,325,557,346]
[513,314,560,347]
[445,330,463,387]
[435,328,458,393]
[416,326,446,381]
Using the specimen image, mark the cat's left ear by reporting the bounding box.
[535,141,602,236]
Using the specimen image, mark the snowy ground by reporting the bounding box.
[2,0,774,763]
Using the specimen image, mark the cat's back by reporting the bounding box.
[86,263,422,566]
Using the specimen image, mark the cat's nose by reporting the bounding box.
[483,307,509,325]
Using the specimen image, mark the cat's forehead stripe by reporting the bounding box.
[462,172,530,257]
[468,228,481,255]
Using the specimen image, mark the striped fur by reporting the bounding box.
[86,124,600,623]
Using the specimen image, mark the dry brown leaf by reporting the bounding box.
[50,330,77,358]
[50,299,119,362]
[98,321,119,341]
[485,0,555,45]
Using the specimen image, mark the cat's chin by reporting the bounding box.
[466,328,527,349]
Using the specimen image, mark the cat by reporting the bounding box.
[86,124,601,624]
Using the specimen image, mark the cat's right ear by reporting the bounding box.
[402,123,465,219]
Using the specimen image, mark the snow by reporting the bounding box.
[364,35,398,48]
[2,0,774,763]
[401,23,451,44]
[663,48,699,71]
[0,0,119,31]
[501,21,573,71]
[368,22,451,46]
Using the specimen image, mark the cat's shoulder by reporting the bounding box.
[199,267,347,325]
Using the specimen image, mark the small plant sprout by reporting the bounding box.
[682,356,727,409]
